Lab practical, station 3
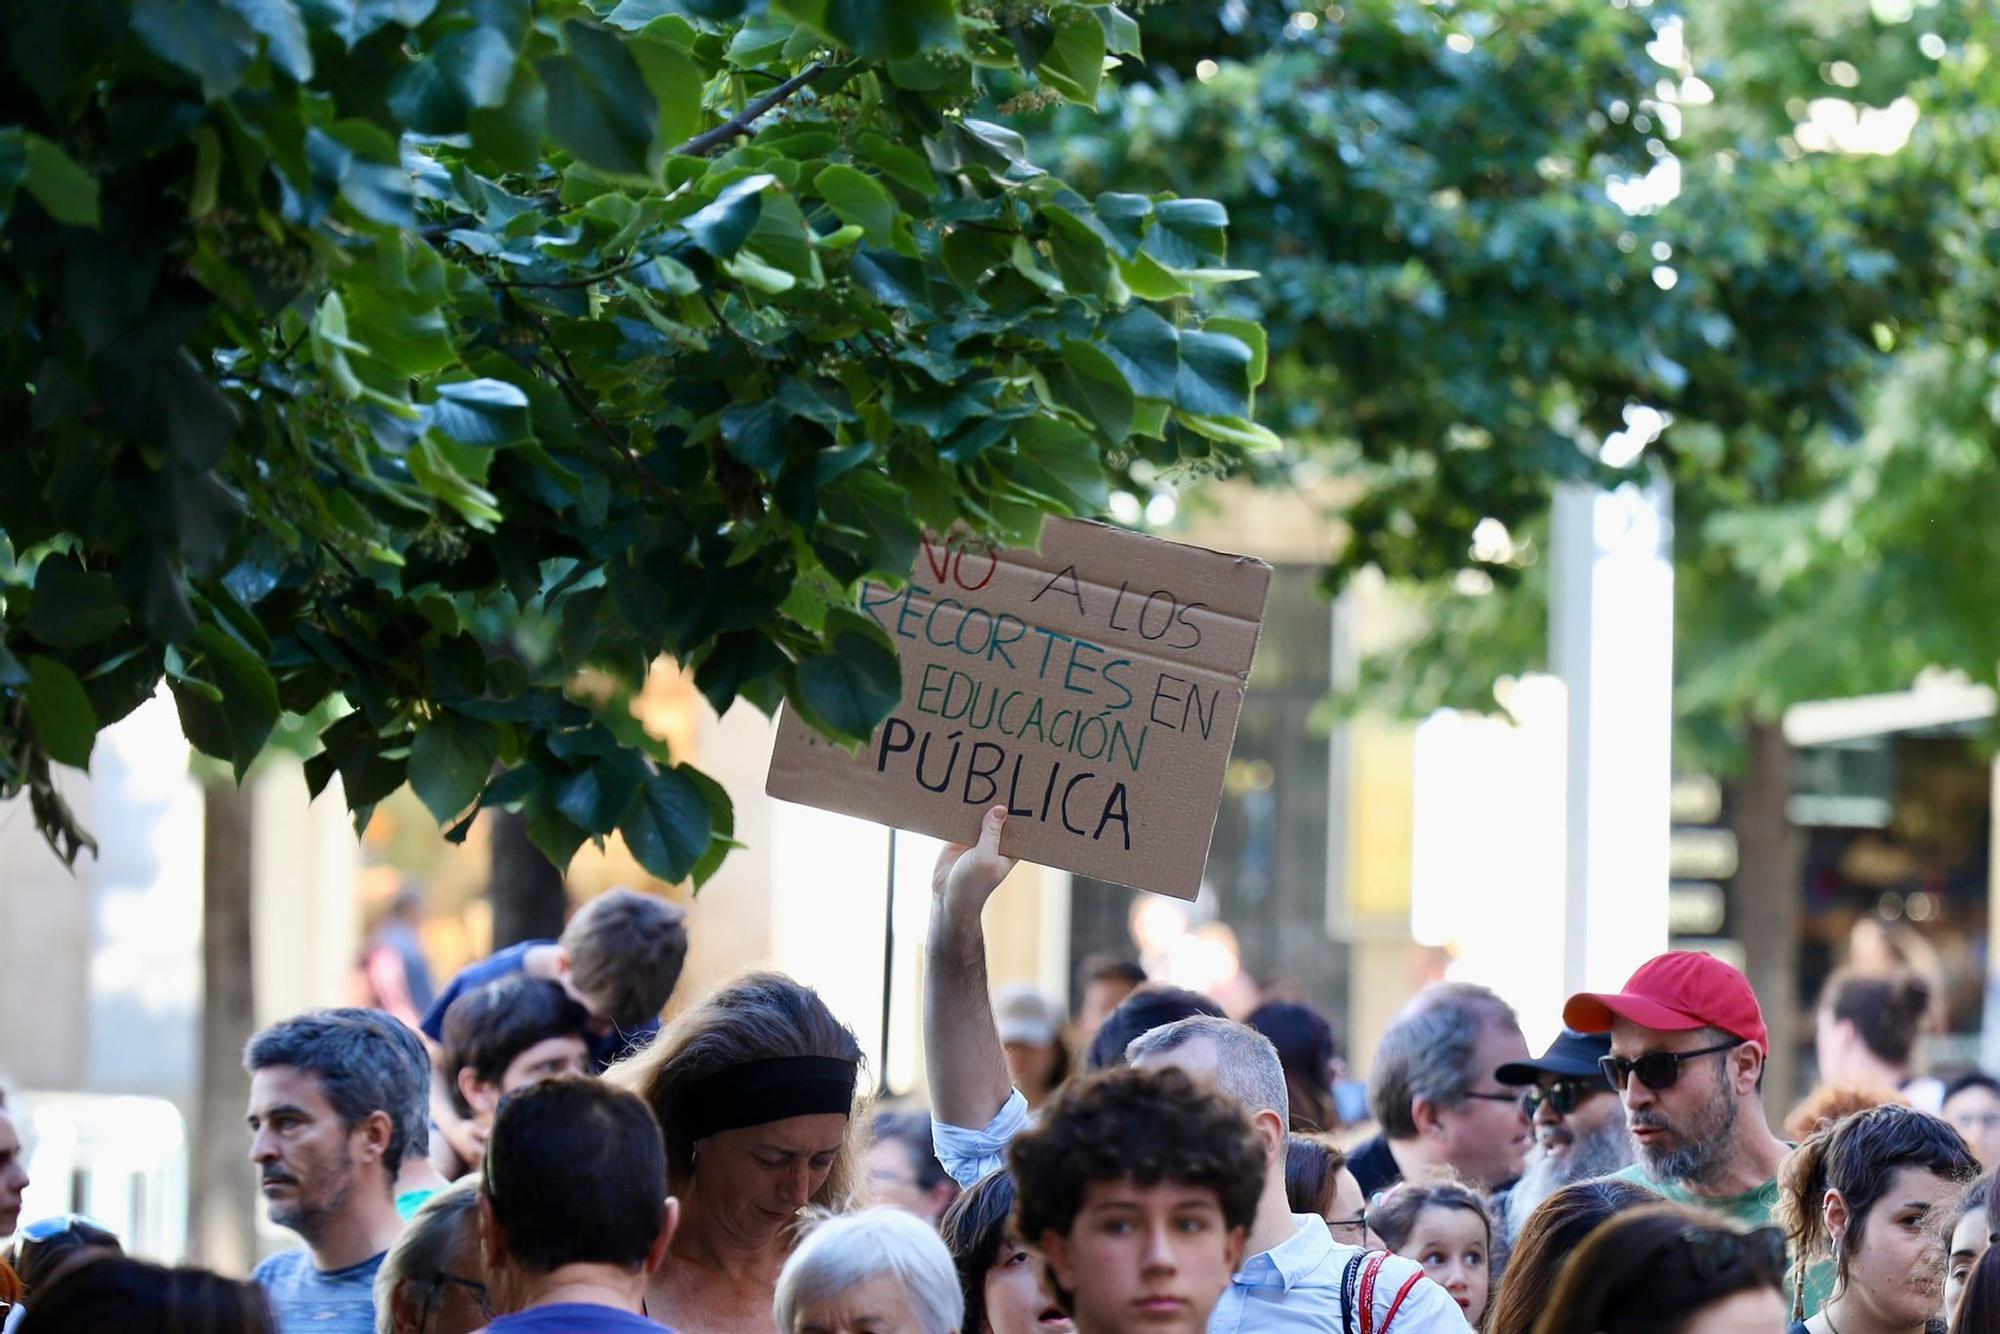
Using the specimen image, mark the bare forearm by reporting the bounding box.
[924,892,1014,1128]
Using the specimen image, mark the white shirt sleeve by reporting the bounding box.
[931,1087,1032,1189]
[1371,1256,1471,1331]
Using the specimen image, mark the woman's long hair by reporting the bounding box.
[608,970,866,1213]
[937,1170,1018,1334]
[17,1257,273,1333]
[1529,1204,1786,1334]
[1485,1178,1657,1334]
[1954,1247,2000,1334]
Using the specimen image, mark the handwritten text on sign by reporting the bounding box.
[765,519,1271,899]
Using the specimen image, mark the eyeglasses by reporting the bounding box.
[1680,1225,1787,1281]
[1327,1213,1369,1246]
[1599,1041,1741,1092]
[1459,1090,1522,1107]
[1518,1079,1602,1119]
[418,1271,492,1333]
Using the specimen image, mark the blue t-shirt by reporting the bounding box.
[485,1303,670,1332]
[419,940,659,1070]
[251,1248,383,1334]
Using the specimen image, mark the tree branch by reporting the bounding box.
[487,254,663,291]
[671,61,833,158]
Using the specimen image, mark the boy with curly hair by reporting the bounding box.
[1007,1065,1264,1334]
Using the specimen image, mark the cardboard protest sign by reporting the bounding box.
[765,518,1271,899]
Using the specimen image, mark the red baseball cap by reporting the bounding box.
[1563,951,1769,1055]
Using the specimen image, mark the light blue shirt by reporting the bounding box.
[933,1094,1468,1331]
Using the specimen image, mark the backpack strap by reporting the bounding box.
[1340,1251,1368,1334]
[1379,1270,1427,1334]
[1357,1252,1390,1334]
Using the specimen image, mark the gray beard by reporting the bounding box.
[1506,1116,1636,1236]
[1632,1078,1738,1189]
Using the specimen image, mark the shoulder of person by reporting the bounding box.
[249,1248,309,1285]
[1367,1255,1463,1329]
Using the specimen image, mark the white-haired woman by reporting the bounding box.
[775,1207,964,1334]
[374,1180,488,1334]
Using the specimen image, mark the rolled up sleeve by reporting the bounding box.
[931,1088,1031,1188]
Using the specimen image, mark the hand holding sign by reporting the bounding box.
[767,518,1271,899]
[934,804,1021,913]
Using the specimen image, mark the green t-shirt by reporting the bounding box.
[1609,1163,1834,1314]
[396,1188,439,1221]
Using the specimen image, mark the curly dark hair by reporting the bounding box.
[1007,1065,1265,1247]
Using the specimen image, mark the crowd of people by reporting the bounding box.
[1,804,1998,1334]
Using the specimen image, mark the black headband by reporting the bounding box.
[678,1055,858,1142]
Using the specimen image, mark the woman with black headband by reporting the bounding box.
[610,971,866,1333]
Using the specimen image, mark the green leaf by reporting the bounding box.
[555,749,648,835]
[686,174,775,258]
[178,623,281,777]
[1009,417,1111,514]
[822,471,923,576]
[721,400,786,470]
[408,712,499,822]
[814,164,899,248]
[222,0,312,80]
[26,558,127,647]
[1034,7,1106,106]
[855,132,935,197]
[299,0,417,47]
[620,766,714,882]
[794,628,902,740]
[1204,317,1267,387]
[773,0,959,61]
[1144,197,1229,270]
[468,63,546,174]
[1053,341,1135,443]
[631,34,702,152]
[1095,5,1141,56]
[539,20,659,179]
[1042,204,1112,296]
[1175,411,1283,452]
[27,655,98,770]
[132,0,256,100]
[21,134,100,227]
[1098,306,1180,400]
[431,379,532,446]
[1172,329,1253,419]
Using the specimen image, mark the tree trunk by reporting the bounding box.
[1732,714,1805,1123]
[488,809,568,948]
[191,779,257,1275]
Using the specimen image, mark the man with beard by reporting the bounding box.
[1564,952,1833,1312]
[246,1009,429,1333]
[1491,1029,1632,1247]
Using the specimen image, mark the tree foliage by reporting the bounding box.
[0,0,1277,874]
[1035,0,1983,590]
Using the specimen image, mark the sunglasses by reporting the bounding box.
[1518,1078,1601,1119]
[418,1271,492,1334]
[1598,1040,1740,1092]
[18,1214,118,1246]
[1681,1224,1788,1281]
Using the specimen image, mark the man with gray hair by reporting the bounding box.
[1346,982,1533,1199]
[247,1008,430,1334]
[926,806,1465,1331]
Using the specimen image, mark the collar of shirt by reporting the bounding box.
[1234,1214,1336,1292]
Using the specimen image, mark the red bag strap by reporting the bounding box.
[1379,1270,1427,1333]
[1356,1251,1390,1334]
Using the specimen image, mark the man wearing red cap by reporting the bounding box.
[1565,950,1831,1309]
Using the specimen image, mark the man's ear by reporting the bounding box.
[1040,1229,1076,1294]
[1732,1044,1763,1096]
[355,1108,395,1166]
[479,1191,506,1274]
[645,1197,680,1276]
[1254,1108,1287,1162]
[1410,1096,1444,1139]
[459,1067,498,1120]
[1224,1225,1249,1276]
